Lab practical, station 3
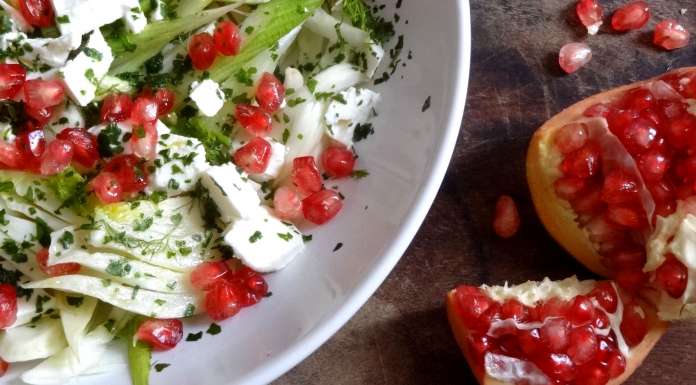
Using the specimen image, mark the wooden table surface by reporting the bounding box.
[275,1,696,383]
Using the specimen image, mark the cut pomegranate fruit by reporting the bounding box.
[0,64,26,100]
[233,137,272,174]
[653,20,690,51]
[189,33,217,70]
[136,319,183,351]
[255,72,285,113]
[213,20,242,56]
[527,67,696,320]
[493,195,520,239]
[447,278,666,385]
[611,1,650,32]
[0,283,17,329]
[36,248,80,277]
[101,93,133,123]
[576,0,604,35]
[559,43,592,74]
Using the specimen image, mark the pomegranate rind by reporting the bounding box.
[527,67,696,278]
[446,283,667,385]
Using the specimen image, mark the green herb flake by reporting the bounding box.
[206,323,222,336]
[249,231,263,243]
[186,331,203,341]
[66,296,84,307]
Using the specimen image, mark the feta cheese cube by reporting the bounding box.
[61,29,114,106]
[223,209,304,273]
[48,102,86,135]
[190,80,225,117]
[0,32,74,68]
[200,164,262,223]
[51,0,140,41]
[124,6,148,34]
[149,121,211,195]
[324,87,380,148]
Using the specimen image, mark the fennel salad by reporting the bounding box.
[0,0,393,383]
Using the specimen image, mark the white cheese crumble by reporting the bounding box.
[200,164,262,223]
[61,29,114,106]
[48,102,86,135]
[0,32,74,68]
[148,121,210,195]
[124,6,148,34]
[51,0,141,46]
[324,87,380,147]
[190,79,225,117]
[223,208,304,273]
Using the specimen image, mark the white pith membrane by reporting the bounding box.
[647,198,696,320]
[477,277,631,384]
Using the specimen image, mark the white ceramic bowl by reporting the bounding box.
[4,1,471,384]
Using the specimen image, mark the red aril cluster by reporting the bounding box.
[0,283,17,329]
[235,104,272,136]
[19,0,54,28]
[36,248,80,277]
[453,283,635,385]
[190,262,268,321]
[189,21,243,71]
[255,73,285,113]
[285,156,345,224]
[136,319,184,351]
[90,155,149,203]
[100,94,134,122]
[235,72,285,134]
[56,128,99,168]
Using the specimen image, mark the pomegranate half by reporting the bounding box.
[447,277,666,385]
[528,67,696,319]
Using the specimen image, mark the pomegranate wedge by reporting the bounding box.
[447,277,666,385]
[528,67,696,319]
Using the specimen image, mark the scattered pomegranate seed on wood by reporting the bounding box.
[611,1,651,32]
[493,195,520,238]
[576,0,604,35]
[654,20,690,50]
[559,43,592,74]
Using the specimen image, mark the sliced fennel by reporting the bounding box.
[55,293,98,355]
[23,275,202,318]
[0,170,81,225]
[0,211,44,279]
[0,317,67,362]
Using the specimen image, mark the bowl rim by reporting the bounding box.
[236,2,472,384]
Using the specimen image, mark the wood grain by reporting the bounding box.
[275,0,696,383]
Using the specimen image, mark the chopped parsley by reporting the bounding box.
[249,231,263,243]
[206,323,222,335]
[154,363,171,372]
[186,331,203,341]
[66,296,85,307]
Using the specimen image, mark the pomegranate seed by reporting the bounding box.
[605,245,647,270]
[571,184,605,214]
[622,88,654,111]
[554,177,588,200]
[585,215,626,243]
[0,284,17,329]
[39,139,73,176]
[302,189,343,225]
[612,1,650,31]
[292,156,323,196]
[255,72,285,113]
[25,106,53,127]
[322,145,356,178]
[130,97,159,125]
[539,297,570,319]
[228,267,268,307]
[555,122,589,154]
[0,358,7,376]
[567,325,598,365]
[569,295,595,326]
[100,94,133,122]
[604,349,627,379]
[90,172,123,204]
[560,142,601,178]
[273,186,303,220]
[23,80,65,110]
[190,261,229,291]
[536,352,576,382]
[576,0,604,34]
[102,154,149,194]
[233,137,272,174]
[540,318,570,352]
[36,248,80,276]
[621,117,658,155]
[575,363,609,385]
[518,328,545,356]
[455,286,492,330]
[590,282,618,313]
[56,128,99,168]
[584,103,611,118]
[235,104,272,136]
[154,89,176,116]
[467,333,493,365]
[492,195,520,238]
[136,319,183,351]
[0,141,24,169]
[559,42,592,74]
[601,169,640,204]
[19,0,54,27]
[204,280,242,321]
[638,151,670,182]
[189,33,217,70]
[16,128,46,169]
[213,20,242,56]
[606,204,645,228]
[607,108,638,135]
[620,303,648,347]
[0,64,26,100]
[615,268,648,291]
[500,299,528,321]
[655,254,688,298]
[667,114,696,150]
[654,20,690,50]
[130,122,158,161]
[593,310,610,328]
